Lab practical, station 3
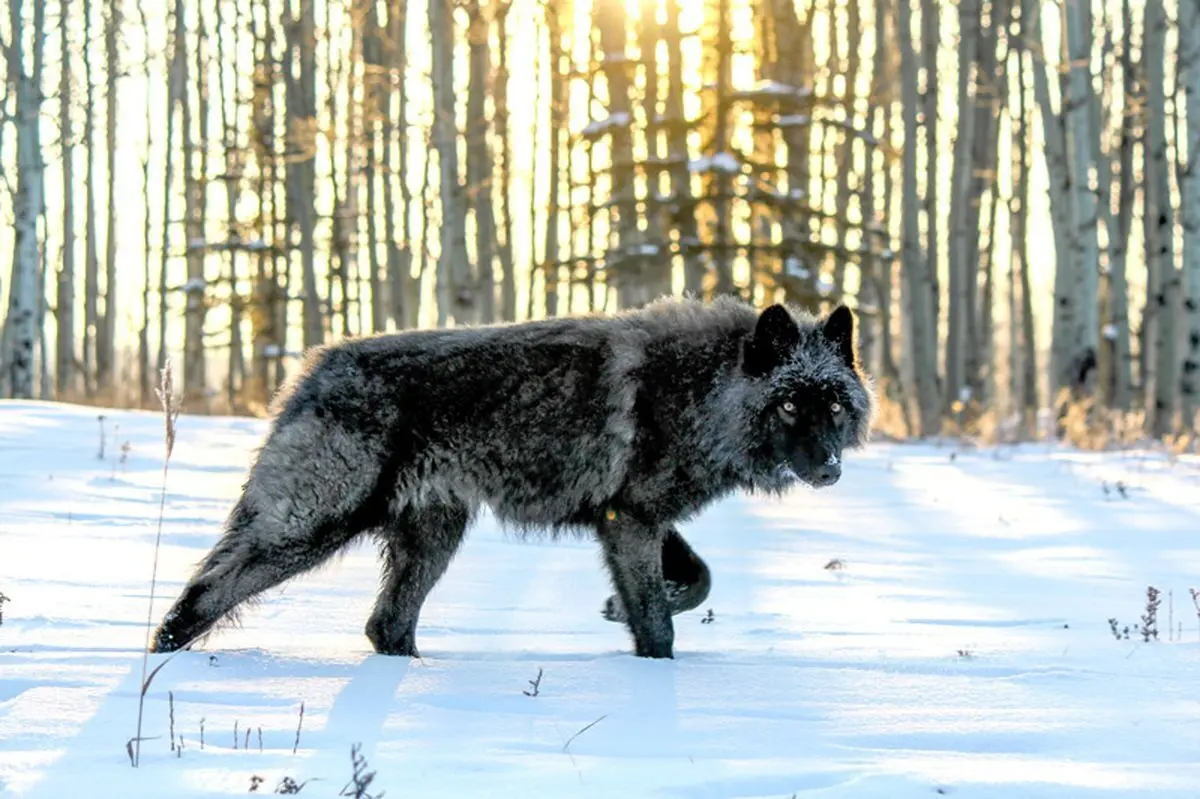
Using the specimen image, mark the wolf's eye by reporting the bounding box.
[782,401,796,414]
[830,401,843,415]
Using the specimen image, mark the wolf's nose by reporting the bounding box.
[813,464,841,487]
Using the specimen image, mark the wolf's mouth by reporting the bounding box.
[777,464,801,482]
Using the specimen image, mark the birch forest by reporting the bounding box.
[2,0,1200,443]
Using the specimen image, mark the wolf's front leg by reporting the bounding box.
[597,510,674,658]
[602,527,711,624]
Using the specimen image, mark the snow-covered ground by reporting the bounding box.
[2,400,1199,798]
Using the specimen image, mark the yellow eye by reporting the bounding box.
[782,401,796,414]
[831,402,843,415]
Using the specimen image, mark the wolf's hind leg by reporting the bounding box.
[599,513,673,658]
[365,501,471,658]
[602,527,711,623]
[152,416,390,653]
[151,497,366,652]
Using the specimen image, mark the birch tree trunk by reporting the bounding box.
[430,0,475,326]
[596,0,644,308]
[1178,0,1200,429]
[525,6,542,321]
[542,0,564,317]
[667,0,703,295]
[946,0,978,413]
[1084,2,1121,408]
[387,0,418,330]
[1059,0,1101,403]
[217,0,246,403]
[708,0,735,297]
[182,2,208,406]
[364,0,387,333]
[84,0,99,395]
[57,0,78,397]
[1027,0,1074,412]
[965,0,1006,404]
[495,0,517,321]
[1012,13,1038,430]
[3,0,46,398]
[98,0,121,393]
[1106,0,1136,412]
[287,0,322,346]
[898,0,941,435]
[466,0,498,323]
[920,0,939,344]
[858,0,891,376]
[137,0,152,404]
[1144,0,1178,435]
[158,0,183,375]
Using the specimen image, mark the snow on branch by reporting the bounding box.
[688,152,743,175]
[581,112,633,139]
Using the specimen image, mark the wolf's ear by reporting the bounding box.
[822,304,856,366]
[743,304,800,376]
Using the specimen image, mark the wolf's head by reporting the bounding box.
[739,303,874,489]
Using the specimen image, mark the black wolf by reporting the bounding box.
[151,296,874,659]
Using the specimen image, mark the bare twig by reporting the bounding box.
[523,668,543,697]
[292,702,305,755]
[339,743,383,798]
[562,715,608,754]
[1190,589,1200,642]
[97,414,107,459]
[133,361,181,768]
[277,776,309,794]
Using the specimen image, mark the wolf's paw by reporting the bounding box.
[601,594,628,624]
[602,582,691,624]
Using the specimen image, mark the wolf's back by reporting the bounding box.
[255,297,755,527]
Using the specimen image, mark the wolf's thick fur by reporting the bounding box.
[152,296,874,659]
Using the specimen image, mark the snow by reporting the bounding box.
[3,400,1200,797]
[688,152,742,175]
[581,113,632,138]
[777,114,811,127]
[738,81,814,101]
[785,256,810,278]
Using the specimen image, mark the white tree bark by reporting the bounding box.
[1106,0,1136,412]
[946,0,978,413]
[99,0,121,392]
[1145,0,1178,435]
[1179,0,1200,429]
[899,0,941,435]
[3,0,46,399]
[1028,0,1074,409]
[429,0,475,326]
[465,0,498,323]
[57,0,77,397]
[1059,0,1101,400]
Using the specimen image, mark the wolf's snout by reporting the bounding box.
[810,463,841,487]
